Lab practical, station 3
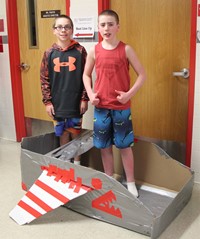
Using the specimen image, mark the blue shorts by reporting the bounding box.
[53,117,82,136]
[93,107,134,149]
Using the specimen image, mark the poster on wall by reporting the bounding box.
[73,17,94,38]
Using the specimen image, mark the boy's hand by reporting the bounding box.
[45,104,55,118]
[90,92,100,106]
[80,101,88,114]
[115,90,129,104]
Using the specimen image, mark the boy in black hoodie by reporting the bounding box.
[40,15,88,165]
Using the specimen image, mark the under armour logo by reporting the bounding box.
[53,57,76,72]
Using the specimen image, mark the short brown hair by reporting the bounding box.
[98,10,119,24]
[53,14,74,30]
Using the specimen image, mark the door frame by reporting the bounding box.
[6,0,26,142]
[6,0,197,167]
[186,0,197,166]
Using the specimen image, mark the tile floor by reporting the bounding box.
[0,138,200,239]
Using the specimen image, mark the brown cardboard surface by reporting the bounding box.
[133,140,192,191]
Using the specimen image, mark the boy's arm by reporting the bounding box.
[40,51,52,105]
[116,45,146,104]
[81,47,89,102]
[126,45,146,97]
[83,46,100,106]
[40,51,55,118]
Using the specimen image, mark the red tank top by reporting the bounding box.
[94,41,131,110]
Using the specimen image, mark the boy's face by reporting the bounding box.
[53,17,73,42]
[98,15,119,40]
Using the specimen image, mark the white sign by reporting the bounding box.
[73,17,94,38]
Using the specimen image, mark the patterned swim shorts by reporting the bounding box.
[53,117,82,136]
[93,107,134,149]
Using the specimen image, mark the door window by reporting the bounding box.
[27,0,38,48]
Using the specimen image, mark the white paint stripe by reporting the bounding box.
[40,170,90,200]
[9,170,92,225]
[30,184,63,209]
[22,196,46,215]
[9,205,35,225]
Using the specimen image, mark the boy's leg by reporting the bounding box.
[71,132,81,165]
[93,108,114,174]
[59,130,70,146]
[101,147,114,177]
[54,118,81,164]
[113,109,138,197]
[53,120,70,146]
[120,147,134,182]
[60,131,81,164]
[120,147,138,197]
[66,117,82,165]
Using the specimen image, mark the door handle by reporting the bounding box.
[19,62,30,71]
[172,68,189,79]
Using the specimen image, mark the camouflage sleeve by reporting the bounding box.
[81,46,89,101]
[40,50,52,105]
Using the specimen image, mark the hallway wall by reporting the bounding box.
[0,0,16,140]
[70,0,97,131]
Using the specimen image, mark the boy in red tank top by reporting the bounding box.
[83,10,146,197]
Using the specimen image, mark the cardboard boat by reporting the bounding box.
[9,129,194,239]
